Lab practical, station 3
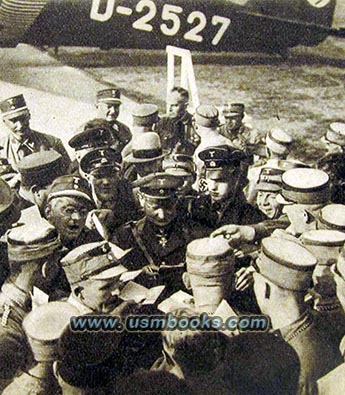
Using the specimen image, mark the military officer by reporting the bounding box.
[112,173,194,297]
[253,236,342,394]
[96,88,132,151]
[79,147,140,233]
[68,122,120,175]
[191,145,266,235]
[193,105,233,184]
[0,94,71,173]
[155,86,199,155]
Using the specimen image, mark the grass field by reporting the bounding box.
[35,2,345,163]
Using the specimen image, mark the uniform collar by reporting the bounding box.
[276,310,313,342]
[9,128,33,144]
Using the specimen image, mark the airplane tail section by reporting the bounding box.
[0,0,48,46]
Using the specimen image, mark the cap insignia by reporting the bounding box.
[8,98,16,110]
[73,177,80,189]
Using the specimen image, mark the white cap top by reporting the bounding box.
[282,168,329,190]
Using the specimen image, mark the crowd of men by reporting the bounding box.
[0,86,344,394]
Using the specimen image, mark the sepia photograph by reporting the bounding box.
[0,0,344,394]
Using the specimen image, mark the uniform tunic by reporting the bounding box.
[0,129,70,172]
[156,113,199,155]
[276,311,342,395]
[190,192,267,236]
[108,119,132,153]
[113,216,196,297]
[219,123,261,151]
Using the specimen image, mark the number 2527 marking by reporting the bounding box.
[91,0,231,46]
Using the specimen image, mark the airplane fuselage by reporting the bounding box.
[0,0,337,53]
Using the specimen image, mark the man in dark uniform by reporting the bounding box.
[190,145,266,235]
[156,87,199,155]
[68,122,122,175]
[191,145,284,313]
[112,173,195,297]
[96,88,132,151]
[0,94,71,174]
[79,147,140,233]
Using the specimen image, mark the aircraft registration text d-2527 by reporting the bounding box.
[0,0,341,54]
[90,0,231,46]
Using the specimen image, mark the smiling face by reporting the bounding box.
[97,102,120,123]
[256,191,282,219]
[3,111,31,141]
[45,196,91,244]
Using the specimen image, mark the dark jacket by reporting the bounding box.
[113,215,196,297]
[156,113,199,155]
